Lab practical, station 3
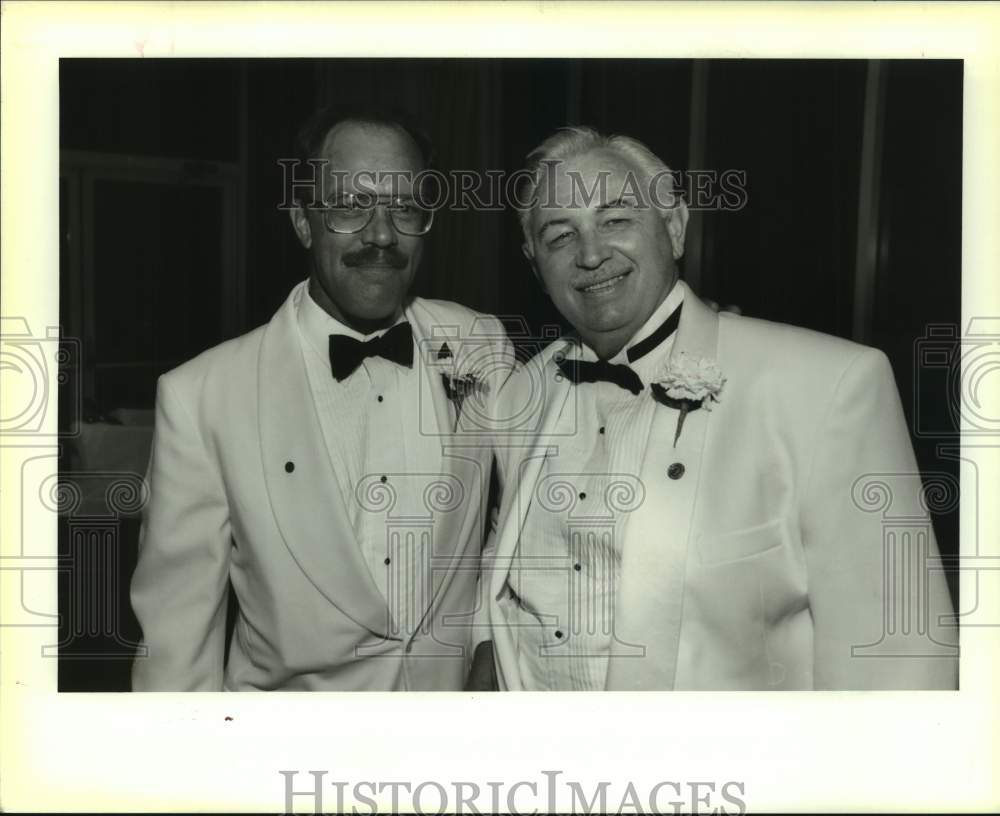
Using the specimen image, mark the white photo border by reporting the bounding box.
[2,1,998,812]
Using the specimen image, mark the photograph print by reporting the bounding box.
[55,56,962,693]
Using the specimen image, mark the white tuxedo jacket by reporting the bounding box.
[488,282,957,690]
[131,282,510,691]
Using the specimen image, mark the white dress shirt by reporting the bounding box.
[295,286,428,637]
[507,283,685,690]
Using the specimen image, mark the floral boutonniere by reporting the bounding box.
[650,352,726,446]
[435,343,490,431]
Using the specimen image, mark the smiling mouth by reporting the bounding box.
[578,271,630,294]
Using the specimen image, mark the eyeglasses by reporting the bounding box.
[314,193,434,236]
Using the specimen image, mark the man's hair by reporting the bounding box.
[291,103,434,205]
[518,126,681,249]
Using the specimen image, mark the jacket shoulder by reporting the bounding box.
[720,312,880,365]
[409,297,506,339]
[159,323,267,395]
[717,313,893,399]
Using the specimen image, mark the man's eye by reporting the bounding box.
[602,216,632,228]
[547,231,575,248]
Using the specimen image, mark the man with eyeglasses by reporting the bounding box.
[130,106,513,690]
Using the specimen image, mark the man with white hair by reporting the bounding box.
[482,126,957,691]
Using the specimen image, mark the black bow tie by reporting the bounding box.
[556,358,644,395]
[328,322,414,381]
[555,301,683,394]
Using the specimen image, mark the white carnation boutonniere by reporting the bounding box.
[435,342,490,431]
[650,352,726,446]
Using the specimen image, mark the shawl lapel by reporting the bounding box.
[402,300,483,636]
[258,282,391,636]
[490,341,576,690]
[606,281,720,689]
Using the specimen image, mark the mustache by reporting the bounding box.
[342,247,408,269]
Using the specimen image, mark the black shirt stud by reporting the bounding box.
[667,462,685,480]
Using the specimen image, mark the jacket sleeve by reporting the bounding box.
[801,347,957,689]
[130,374,232,691]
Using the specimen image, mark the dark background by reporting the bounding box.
[58,58,962,691]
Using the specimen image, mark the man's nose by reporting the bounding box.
[575,228,612,270]
[360,204,397,248]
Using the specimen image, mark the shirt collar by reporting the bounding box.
[575,281,685,366]
[296,281,406,362]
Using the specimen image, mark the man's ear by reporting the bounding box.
[289,203,313,249]
[665,200,690,260]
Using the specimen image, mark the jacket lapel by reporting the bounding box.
[402,300,481,634]
[258,282,391,636]
[404,299,451,481]
[606,282,720,689]
[491,342,576,690]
